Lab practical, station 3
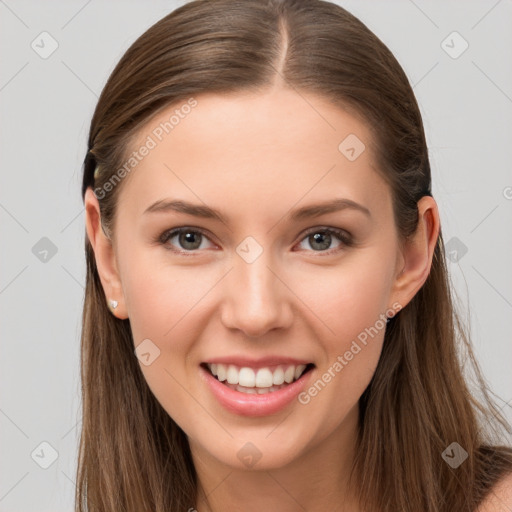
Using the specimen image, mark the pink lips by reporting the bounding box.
[199,362,313,417]
[203,356,312,368]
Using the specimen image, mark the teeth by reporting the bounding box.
[229,382,286,394]
[236,384,257,394]
[238,367,255,387]
[207,363,309,388]
[284,366,295,383]
[226,365,239,384]
[216,364,227,382]
[255,368,273,387]
[294,364,306,380]
[273,367,285,385]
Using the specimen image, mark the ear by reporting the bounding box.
[84,188,128,319]
[389,196,440,310]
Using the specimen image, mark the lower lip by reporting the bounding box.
[200,365,313,417]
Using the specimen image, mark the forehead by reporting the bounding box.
[117,88,390,222]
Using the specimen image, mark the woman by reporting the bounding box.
[78,0,512,510]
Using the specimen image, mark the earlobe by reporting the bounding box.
[390,196,440,309]
[84,188,128,319]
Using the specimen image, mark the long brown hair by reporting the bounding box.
[77,1,512,510]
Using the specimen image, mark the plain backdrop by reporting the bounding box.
[0,1,511,510]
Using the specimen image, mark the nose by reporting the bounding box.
[220,249,293,339]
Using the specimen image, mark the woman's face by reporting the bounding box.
[93,88,410,470]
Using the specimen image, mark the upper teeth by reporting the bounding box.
[207,363,307,387]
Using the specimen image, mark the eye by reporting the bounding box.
[157,226,353,255]
[296,227,353,254]
[159,227,215,254]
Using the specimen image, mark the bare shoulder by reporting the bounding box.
[477,471,512,512]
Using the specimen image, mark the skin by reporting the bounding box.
[477,474,512,512]
[85,86,440,511]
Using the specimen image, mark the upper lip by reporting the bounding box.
[202,356,313,368]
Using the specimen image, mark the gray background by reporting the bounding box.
[1,1,511,510]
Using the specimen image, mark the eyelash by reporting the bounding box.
[156,226,354,256]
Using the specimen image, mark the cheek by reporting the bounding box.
[295,291,388,444]
[294,251,394,406]
[296,251,395,343]
[119,246,201,345]
[120,261,207,432]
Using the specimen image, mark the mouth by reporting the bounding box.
[200,362,315,395]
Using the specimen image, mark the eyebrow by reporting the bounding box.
[143,197,371,223]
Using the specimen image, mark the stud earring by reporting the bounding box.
[109,299,118,310]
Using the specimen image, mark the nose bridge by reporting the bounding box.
[220,239,291,337]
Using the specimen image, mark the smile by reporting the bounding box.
[205,362,312,394]
[200,360,315,416]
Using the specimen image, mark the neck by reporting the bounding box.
[191,403,361,512]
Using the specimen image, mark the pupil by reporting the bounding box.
[180,232,201,249]
[311,232,330,250]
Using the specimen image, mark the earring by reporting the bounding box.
[109,299,118,310]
